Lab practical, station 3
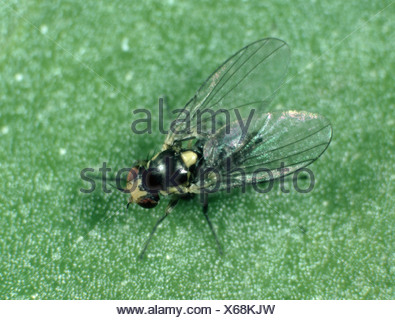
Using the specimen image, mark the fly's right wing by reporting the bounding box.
[190,110,332,192]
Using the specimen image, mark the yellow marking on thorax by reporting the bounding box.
[181,151,198,168]
[161,185,189,196]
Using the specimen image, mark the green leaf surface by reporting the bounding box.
[0,0,393,299]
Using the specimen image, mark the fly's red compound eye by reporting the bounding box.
[127,166,139,182]
[137,194,159,209]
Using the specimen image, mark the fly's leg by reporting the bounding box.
[139,198,179,259]
[202,204,223,255]
[138,214,168,259]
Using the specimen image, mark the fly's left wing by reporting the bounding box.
[163,38,290,149]
[190,110,332,192]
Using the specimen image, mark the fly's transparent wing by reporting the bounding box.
[163,38,290,149]
[190,111,332,192]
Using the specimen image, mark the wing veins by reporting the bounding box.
[246,158,320,182]
[186,100,267,132]
[207,157,321,189]
[199,40,269,112]
[239,141,329,171]
[241,123,331,163]
[208,42,287,111]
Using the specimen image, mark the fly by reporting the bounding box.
[123,38,332,258]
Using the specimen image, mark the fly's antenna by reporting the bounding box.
[125,202,130,216]
[202,205,223,255]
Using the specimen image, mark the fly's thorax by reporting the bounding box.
[127,149,201,208]
[146,149,199,191]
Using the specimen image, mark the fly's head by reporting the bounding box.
[126,161,160,209]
